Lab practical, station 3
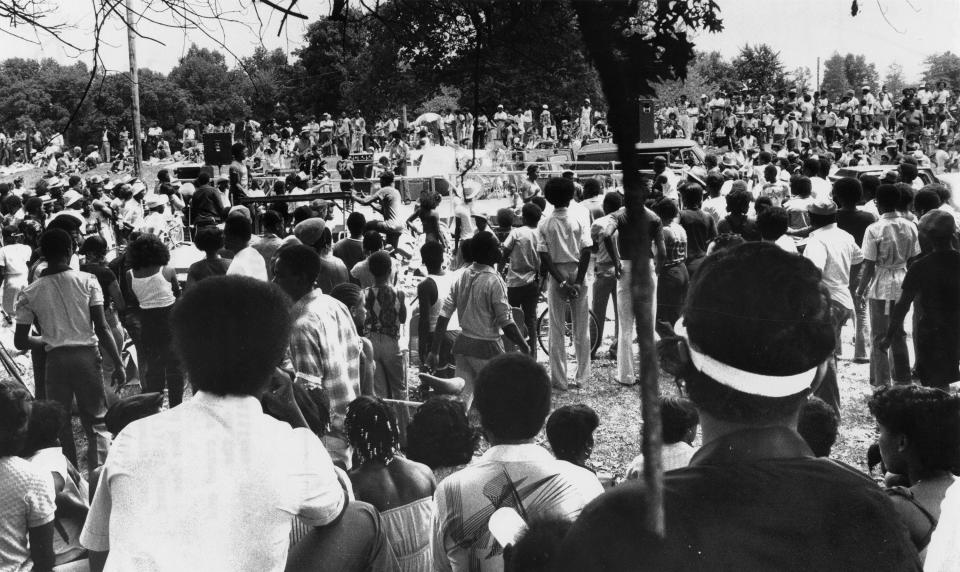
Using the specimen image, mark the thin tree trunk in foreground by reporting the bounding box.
[573,1,664,537]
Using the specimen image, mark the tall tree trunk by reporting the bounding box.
[573,1,664,536]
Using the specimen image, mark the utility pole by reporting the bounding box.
[126,0,143,177]
[816,57,821,94]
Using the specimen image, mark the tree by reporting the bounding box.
[655,51,721,105]
[884,62,906,96]
[820,52,878,100]
[239,47,297,121]
[784,66,812,93]
[696,50,737,95]
[732,44,784,95]
[923,52,960,90]
[169,45,249,125]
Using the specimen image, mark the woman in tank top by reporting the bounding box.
[125,235,184,406]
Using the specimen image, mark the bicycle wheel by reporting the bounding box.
[537,306,600,358]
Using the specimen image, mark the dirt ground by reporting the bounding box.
[0,162,884,480]
[0,316,883,480]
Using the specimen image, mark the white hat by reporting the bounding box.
[144,193,168,209]
[62,189,83,207]
[462,180,482,200]
[179,182,195,197]
[103,179,116,191]
[542,104,549,110]
[131,181,147,195]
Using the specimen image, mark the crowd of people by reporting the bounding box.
[658,82,960,174]
[0,124,959,570]
[1,76,960,571]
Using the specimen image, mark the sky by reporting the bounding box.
[0,0,957,82]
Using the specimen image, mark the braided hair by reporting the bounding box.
[345,396,401,465]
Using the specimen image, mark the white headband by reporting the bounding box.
[675,321,818,398]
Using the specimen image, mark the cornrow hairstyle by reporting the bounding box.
[345,396,401,465]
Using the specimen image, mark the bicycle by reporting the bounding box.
[535,293,601,357]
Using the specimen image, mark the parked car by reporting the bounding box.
[828,165,941,186]
[574,138,706,173]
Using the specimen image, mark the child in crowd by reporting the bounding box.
[797,396,840,458]
[625,396,699,479]
[21,400,90,569]
[185,226,230,288]
[501,202,542,359]
[0,225,32,317]
[546,404,600,470]
[0,384,56,572]
[416,241,460,381]
[494,207,515,244]
[364,251,407,399]
[330,282,376,396]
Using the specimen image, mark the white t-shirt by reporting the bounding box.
[0,457,56,572]
[80,392,346,572]
[0,244,32,280]
[227,246,268,282]
[16,270,103,349]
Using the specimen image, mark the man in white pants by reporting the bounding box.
[538,177,593,390]
[599,202,664,386]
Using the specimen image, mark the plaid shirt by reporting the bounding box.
[288,290,361,435]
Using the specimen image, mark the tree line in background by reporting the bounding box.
[1,0,958,151]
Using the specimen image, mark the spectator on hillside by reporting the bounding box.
[225,214,268,281]
[678,182,717,277]
[333,212,367,272]
[363,251,407,399]
[758,206,798,254]
[295,219,349,294]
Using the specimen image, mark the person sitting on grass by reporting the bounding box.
[0,385,55,572]
[405,397,479,483]
[432,354,604,571]
[345,395,436,572]
[557,242,920,572]
[796,396,840,458]
[625,395,699,480]
[869,385,960,556]
[546,404,600,471]
[21,400,90,569]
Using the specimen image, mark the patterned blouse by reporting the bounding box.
[364,285,407,339]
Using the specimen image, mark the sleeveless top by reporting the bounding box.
[887,486,938,550]
[130,268,175,309]
[426,272,459,332]
[381,497,435,572]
